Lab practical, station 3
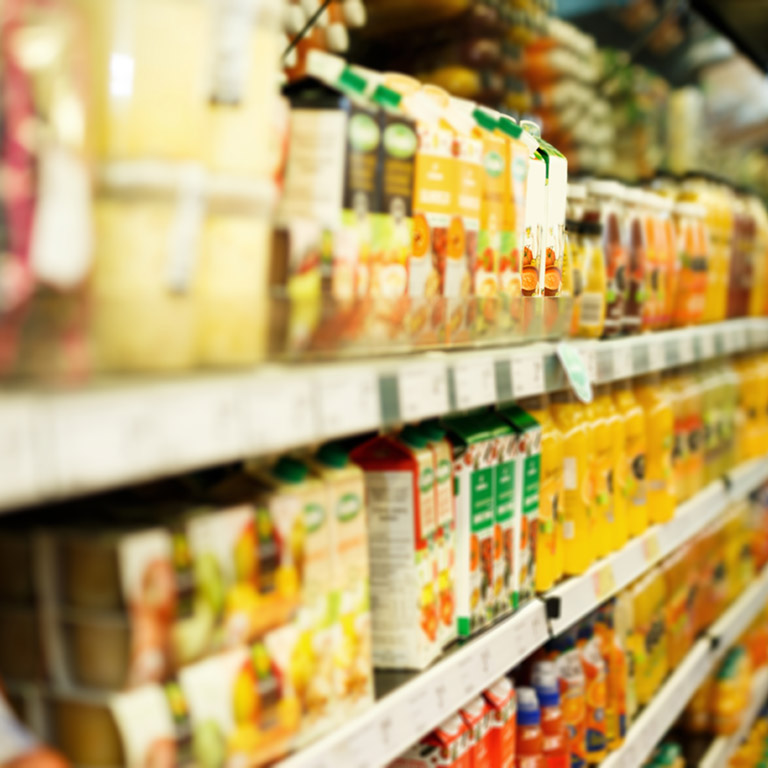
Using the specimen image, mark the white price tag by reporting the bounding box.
[612,345,634,380]
[698,332,715,360]
[316,369,380,437]
[648,340,666,371]
[398,363,449,422]
[678,335,695,364]
[512,354,545,399]
[457,654,479,698]
[453,357,497,410]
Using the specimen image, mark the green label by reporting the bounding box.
[495,460,516,522]
[349,113,380,152]
[437,458,452,485]
[304,503,326,533]
[384,123,417,159]
[420,466,434,494]
[470,467,494,531]
[337,492,361,522]
[484,150,505,178]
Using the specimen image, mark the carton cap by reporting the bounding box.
[273,456,309,484]
[498,114,523,139]
[472,106,499,133]
[420,421,447,442]
[520,119,541,138]
[316,443,349,469]
[400,425,429,450]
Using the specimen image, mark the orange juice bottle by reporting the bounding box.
[594,385,628,553]
[550,391,594,576]
[665,372,688,503]
[595,604,628,750]
[634,374,675,524]
[521,395,564,591]
[612,380,648,538]
[577,625,607,765]
[677,368,704,498]
[585,395,612,560]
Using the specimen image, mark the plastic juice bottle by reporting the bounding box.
[594,605,628,750]
[634,374,675,525]
[520,396,564,591]
[419,422,456,647]
[642,192,659,331]
[623,188,647,335]
[646,569,668,698]
[531,661,567,767]
[551,635,587,768]
[713,647,750,736]
[516,687,545,768]
[594,385,628,553]
[576,626,607,765]
[549,391,593,576]
[583,396,611,561]
[613,590,638,725]
[612,380,648,538]
[576,220,607,338]
[630,576,653,706]
[699,364,719,486]
[665,372,688,503]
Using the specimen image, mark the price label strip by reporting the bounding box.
[511,353,545,399]
[398,363,450,422]
[317,369,381,437]
[453,356,497,410]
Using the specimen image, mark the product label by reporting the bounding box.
[493,433,516,615]
[476,133,506,304]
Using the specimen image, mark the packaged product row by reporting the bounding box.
[389,501,768,768]
[3,357,768,767]
[6,0,768,382]
[724,699,768,767]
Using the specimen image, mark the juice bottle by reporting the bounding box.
[576,625,607,765]
[665,372,688,503]
[519,396,564,591]
[683,369,705,497]
[531,661,567,768]
[634,374,675,525]
[550,391,594,575]
[612,380,648,538]
[516,687,545,768]
[551,635,587,768]
[646,569,668,698]
[582,396,611,561]
[622,188,647,335]
[713,647,750,736]
[594,604,628,751]
[672,202,707,326]
[613,590,638,725]
[576,220,607,338]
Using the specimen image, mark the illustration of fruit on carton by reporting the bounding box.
[351,432,440,669]
[521,150,546,300]
[179,637,302,768]
[184,505,297,657]
[443,414,498,637]
[485,414,519,616]
[498,405,541,606]
[419,421,457,648]
[110,680,194,768]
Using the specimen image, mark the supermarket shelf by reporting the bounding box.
[699,668,768,768]
[546,457,768,636]
[278,600,550,768]
[274,457,768,768]
[1,318,766,514]
[601,565,768,768]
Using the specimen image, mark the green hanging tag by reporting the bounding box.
[557,341,593,403]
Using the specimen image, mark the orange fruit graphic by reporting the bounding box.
[413,214,430,257]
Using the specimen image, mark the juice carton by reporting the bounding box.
[420,421,457,648]
[535,138,567,301]
[178,634,301,768]
[485,413,519,618]
[521,130,546,301]
[394,715,472,768]
[443,414,497,637]
[350,432,440,669]
[498,405,541,605]
[498,115,532,321]
[484,678,517,768]
[110,681,193,768]
[460,697,492,768]
[308,444,373,717]
[585,395,612,560]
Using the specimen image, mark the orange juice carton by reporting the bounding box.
[498,115,531,320]
[420,421,457,648]
[308,444,373,717]
[484,677,517,768]
[485,413,519,617]
[394,715,472,768]
[178,630,302,768]
[443,414,497,638]
[383,75,457,340]
[110,680,193,768]
[498,405,542,605]
[535,138,567,300]
[350,431,440,669]
[520,125,546,302]
[460,696,492,768]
